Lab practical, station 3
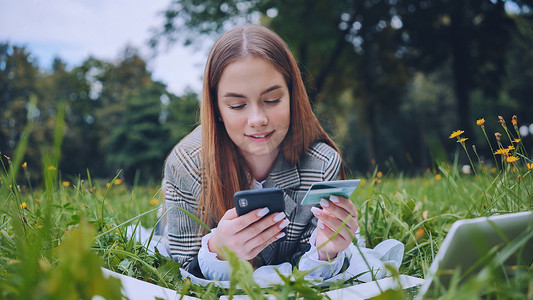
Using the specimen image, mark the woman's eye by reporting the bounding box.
[265,99,281,104]
[229,104,245,110]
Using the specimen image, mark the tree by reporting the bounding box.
[106,83,173,182]
[0,43,40,152]
[152,0,533,172]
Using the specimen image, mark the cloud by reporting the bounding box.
[0,0,205,95]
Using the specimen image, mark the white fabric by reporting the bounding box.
[187,237,404,289]
[126,224,404,289]
[197,227,352,282]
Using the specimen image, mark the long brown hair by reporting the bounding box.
[200,24,345,227]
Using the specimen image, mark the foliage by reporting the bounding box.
[151,0,533,173]
[0,43,199,184]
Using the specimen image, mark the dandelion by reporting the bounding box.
[457,138,468,143]
[494,149,508,156]
[498,116,506,128]
[416,227,426,240]
[149,198,159,206]
[377,171,383,178]
[62,181,70,187]
[449,130,464,139]
[495,132,501,142]
[22,162,27,168]
[506,156,519,164]
[512,138,521,144]
[20,202,27,209]
[48,166,56,171]
[435,174,442,181]
[527,163,533,170]
[114,179,122,185]
[476,118,485,126]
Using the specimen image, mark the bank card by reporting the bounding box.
[300,179,361,205]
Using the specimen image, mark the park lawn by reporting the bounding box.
[1,161,531,299]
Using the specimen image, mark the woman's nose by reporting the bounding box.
[248,106,268,127]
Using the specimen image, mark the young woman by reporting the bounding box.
[163,24,359,281]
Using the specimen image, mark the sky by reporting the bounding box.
[0,0,207,95]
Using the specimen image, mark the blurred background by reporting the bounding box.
[1,0,533,184]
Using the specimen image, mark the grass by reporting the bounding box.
[0,110,532,299]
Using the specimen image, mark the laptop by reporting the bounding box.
[321,211,533,299]
[414,211,533,298]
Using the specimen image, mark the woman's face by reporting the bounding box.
[217,57,290,162]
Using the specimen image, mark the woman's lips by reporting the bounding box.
[245,130,275,142]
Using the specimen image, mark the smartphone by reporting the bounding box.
[234,187,285,216]
[300,179,361,205]
[233,187,286,241]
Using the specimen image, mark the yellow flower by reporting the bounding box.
[7,260,21,265]
[506,156,519,164]
[512,138,521,144]
[498,116,506,128]
[507,145,515,151]
[149,198,159,206]
[62,181,70,187]
[449,130,464,139]
[114,179,122,185]
[435,174,442,181]
[20,202,27,209]
[457,138,468,143]
[22,162,27,168]
[494,148,509,156]
[377,171,383,178]
[416,227,426,241]
[527,163,533,170]
[476,118,485,126]
[48,166,56,171]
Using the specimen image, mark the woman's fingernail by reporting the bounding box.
[257,207,270,217]
[273,212,286,222]
[318,221,325,230]
[276,232,286,239]
[279,219,290,229]
[330,195,340,203]
[311,207,322,216]
[319,198,330,207]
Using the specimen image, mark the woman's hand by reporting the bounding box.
[208,208,289,261]
[311,195,359,261]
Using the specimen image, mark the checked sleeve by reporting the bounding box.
[163,139,205,270]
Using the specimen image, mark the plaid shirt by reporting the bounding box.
[164,127,341,270]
